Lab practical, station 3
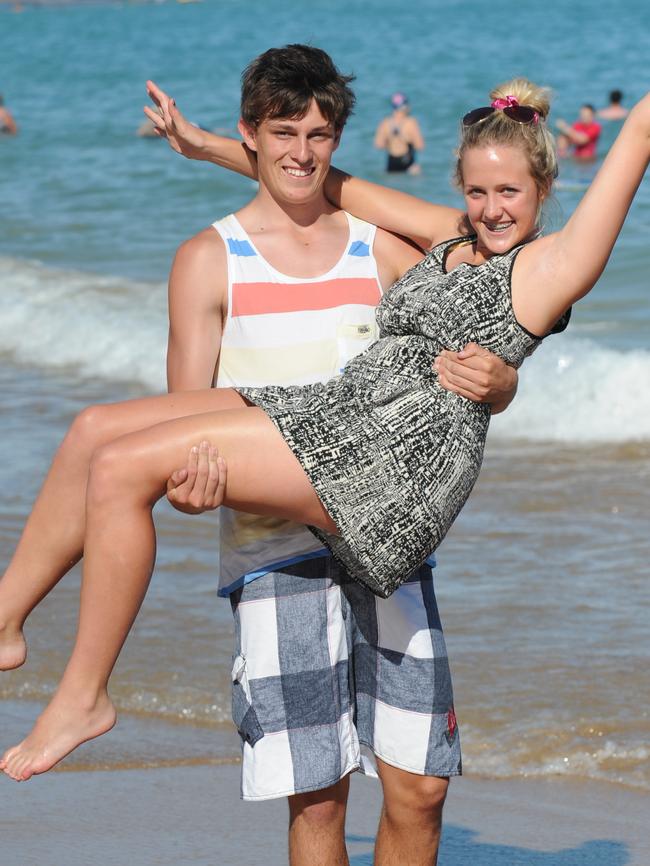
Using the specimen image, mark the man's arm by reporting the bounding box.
[166,228,226,392]
[555,119,590,145]
[434,345,518,413]
[165,227,230,511]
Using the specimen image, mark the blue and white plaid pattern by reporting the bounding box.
[229,558,461,801]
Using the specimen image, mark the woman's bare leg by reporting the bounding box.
[0,388,246,671]
[1,405,334,780]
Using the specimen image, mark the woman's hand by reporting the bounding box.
[144,79,258,177]
[144,80,210,160]
[166,441,227,515]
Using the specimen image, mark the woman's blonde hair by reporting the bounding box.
[454,78,558,198]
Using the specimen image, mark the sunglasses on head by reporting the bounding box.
[462,96,540,127]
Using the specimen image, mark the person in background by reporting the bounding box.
[0,95,18,135]
[556,104,601,160]
[374,92,424,174]
[598,89,629,121]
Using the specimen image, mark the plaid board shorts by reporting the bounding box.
[229,557,461,801]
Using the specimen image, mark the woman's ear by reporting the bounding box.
[237,118,258,151]
[535,184,551,225]
[539,178,553,204]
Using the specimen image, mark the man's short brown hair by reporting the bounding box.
[241,44,355,133]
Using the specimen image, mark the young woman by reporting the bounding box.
[2,78,648,781]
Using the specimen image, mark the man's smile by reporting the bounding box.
[283,166,316,177]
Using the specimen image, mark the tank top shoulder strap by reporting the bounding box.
[344,212,377,256]
[212,213,256,252]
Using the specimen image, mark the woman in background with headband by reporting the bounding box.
[374,91,425,174]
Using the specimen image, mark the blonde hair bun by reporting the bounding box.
[489,78,552,119]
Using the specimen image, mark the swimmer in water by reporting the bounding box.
[556,104,601,160]
[0,95,18,135]
[374,92,424,175]
[598,89,629,121]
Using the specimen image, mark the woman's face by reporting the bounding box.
[461,144,543,257]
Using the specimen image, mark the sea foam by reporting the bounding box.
[1,255,167,392]
[3,257,650,443]
[490,336,650,443]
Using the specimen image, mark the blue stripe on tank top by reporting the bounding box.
[227,238,257,257]
[348,241,370,257]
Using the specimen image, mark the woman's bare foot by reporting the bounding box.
[0,622,27,670]
[0,689,116,781]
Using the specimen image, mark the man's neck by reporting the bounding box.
[245,184,340,231]
[234,186,351,280]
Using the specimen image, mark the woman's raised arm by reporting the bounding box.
[516,93,650,336]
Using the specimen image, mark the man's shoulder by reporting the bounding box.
[170,224,229,297]
[175,224,227,266]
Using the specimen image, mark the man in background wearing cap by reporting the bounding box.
[374,92,424,174]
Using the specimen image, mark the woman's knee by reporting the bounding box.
[86,440,143,508]
[65,404,116,457]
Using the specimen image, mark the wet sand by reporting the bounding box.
[2,763,648,866]
[2,706,648,866]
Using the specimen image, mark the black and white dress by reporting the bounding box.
[239,237,570,597]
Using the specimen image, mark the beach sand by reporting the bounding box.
[2,705,648,866]
[3,764,648,866]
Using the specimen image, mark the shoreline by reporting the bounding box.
[2,763,648,866]
[3,699,649,866]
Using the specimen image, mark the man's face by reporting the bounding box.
[579,105,595,124]
[238,100,340,206]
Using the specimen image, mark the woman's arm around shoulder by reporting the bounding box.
[325,168,465,252]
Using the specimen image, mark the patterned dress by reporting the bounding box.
[239,237,570,597]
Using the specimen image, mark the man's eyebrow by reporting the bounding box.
[267,120,334,133]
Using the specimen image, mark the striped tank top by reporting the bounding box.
[213,212,382,595]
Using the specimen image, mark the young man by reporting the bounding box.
[150,45,517,866]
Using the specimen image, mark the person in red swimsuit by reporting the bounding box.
[556,104,602,160]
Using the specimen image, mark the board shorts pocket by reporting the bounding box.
[231,654,264,746]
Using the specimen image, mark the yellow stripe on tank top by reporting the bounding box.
[218,338,340,385]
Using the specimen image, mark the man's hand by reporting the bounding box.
[144,80,208,160]
[166,441,227,514]
[434,343,518,413]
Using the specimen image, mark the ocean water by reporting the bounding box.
[1,0,649,791]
